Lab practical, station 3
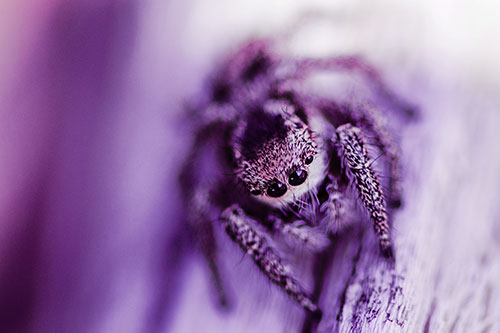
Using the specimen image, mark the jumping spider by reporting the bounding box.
[180,39,415,317]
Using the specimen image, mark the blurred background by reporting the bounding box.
[1,0,499,332]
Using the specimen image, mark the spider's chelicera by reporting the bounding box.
[180,39,415,316]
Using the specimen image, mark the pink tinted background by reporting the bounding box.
[1,0,500,332]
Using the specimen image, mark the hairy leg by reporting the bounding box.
[186,189,230,309]
[335,124,393,258]
[354,103,403,207]
[294,55,418,118]
[221,205,320,314]
[180,124,233,309]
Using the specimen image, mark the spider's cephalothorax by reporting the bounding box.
[233,102,326,208]
[181,39,416,317]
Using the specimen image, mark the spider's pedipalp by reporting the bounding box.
[221,205,319,314]
[270,216,330,251]
[319,174,347,234]
[335,124,393,258]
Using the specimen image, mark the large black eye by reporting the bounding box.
[266,181,287,198]
[305,155,314,165]
[288,169,308,186]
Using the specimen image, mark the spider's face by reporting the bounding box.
[233,104,327,208]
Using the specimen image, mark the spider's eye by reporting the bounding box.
[266,181,287,198]
[250,189,262,196]
[305,155,314,165]
[288,169,308,186]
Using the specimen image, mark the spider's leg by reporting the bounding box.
[270,215,329,251]
[186,189,230,309]
[354,104,403,208]
[221,205,321,315]
[181,122,233,309]
[335,124,393,258]
[295,56,418,119]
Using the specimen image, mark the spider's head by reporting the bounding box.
[233,103,327,208]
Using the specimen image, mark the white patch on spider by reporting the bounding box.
[257,153,327,208]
